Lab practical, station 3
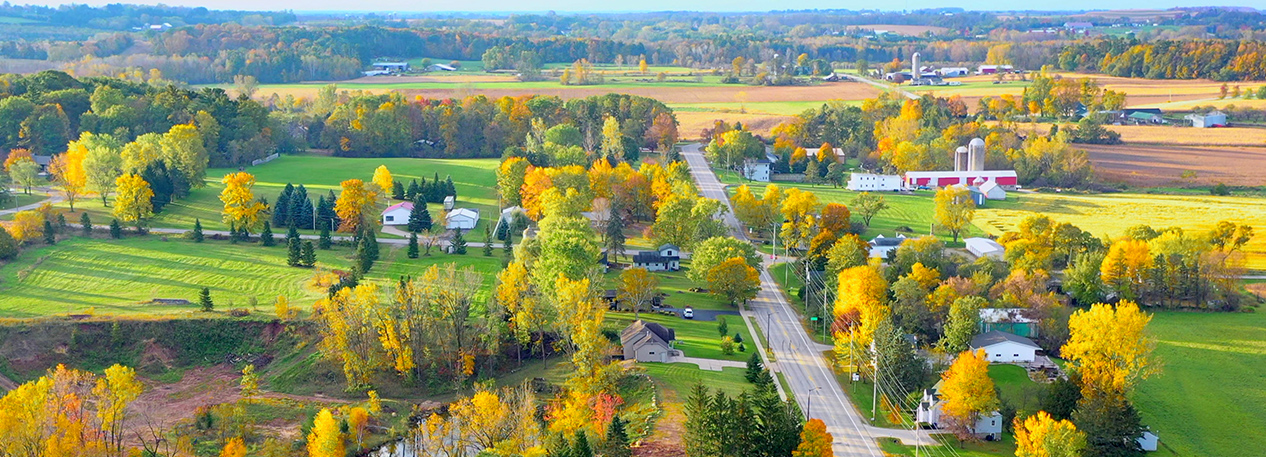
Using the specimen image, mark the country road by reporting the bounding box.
[681,143,919,456]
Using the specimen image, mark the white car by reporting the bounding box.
[683,307,694,319]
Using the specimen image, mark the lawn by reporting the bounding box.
[878,434,1016,457]
[34,154,501,236]
[1132,310,1266,457]
[635,362,752,397]
[977,191,1266,270]
[989,364,1042,417]
[0,235,504,318]
[600,262,734,311]
[606,311,754,363]
[4,192,46,209]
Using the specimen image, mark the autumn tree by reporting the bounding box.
[372,165,393,197]
[49,145,87,211]
[833,265,889,364]
[934,185,976,243]
[707,257,760,306]
[1099,240,1152,301]
[94,364,144,456]
[6,154,42,194]
[793,418,833,457]
[497,157,531,207]
[220,172,267,231]
[1014,411,1086,457]
[112,173,153,231]
[220,437,247,457]
[307,408,344,457]
[79,133,124,205]
[498,260,548,360]
[688,236,761,284]
[1061,301,1157,401]
[850,192,888,227]
[315,284,382,390]
[780,187,820,250]
[618,267,659,317]
[334,178,379,233]
[940,349,1000,440]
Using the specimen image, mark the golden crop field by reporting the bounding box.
[676,111,793,138]
[976,192,1266,270]
[908,73,1266,110]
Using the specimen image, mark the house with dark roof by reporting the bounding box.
[970,330,1041,363]
[632,244,680,271]
[620,320,678,362]
[868,234,907,258]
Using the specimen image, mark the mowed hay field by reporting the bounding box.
[0,236,503,318]
[27,155,501,233]
[976,192,1266,270]
[1005,122,1266,147]
[1134,311,1266,457]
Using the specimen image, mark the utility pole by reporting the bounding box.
[871,340,878,422]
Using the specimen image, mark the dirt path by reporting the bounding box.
[0,372,17,392]
[634,379,686,457]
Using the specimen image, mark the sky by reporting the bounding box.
[10,0,1262,13]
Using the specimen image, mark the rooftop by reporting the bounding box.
[970,330,1040,349]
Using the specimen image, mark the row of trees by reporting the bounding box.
[1057,38,1266,81]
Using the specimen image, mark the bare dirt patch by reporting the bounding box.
[634,378,686,457]
[676,111,795,139]
[1083,143,1266,186]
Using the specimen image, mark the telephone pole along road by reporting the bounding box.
[682,143,886,456]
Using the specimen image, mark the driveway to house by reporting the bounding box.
[665,356,746,371]
[658,307,740,322]
[683,142,929,454]
[0,187,62,216]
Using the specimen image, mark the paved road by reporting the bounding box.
[682,143,890,456]
[841,74,919,100]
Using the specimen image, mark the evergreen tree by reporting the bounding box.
[1073,398,1146,457]
[406,179,420,200]
[503,233,513,258]
[42,220,55,245]
[745,351,765,383]
[605,211,626,260]
[301,241,316,267]
[407,198,431,233]
[571,431,593,457]
[286,224,299,244]
[287,237,302,267]
[391,180,405,200]
[445,175,457,200]
[363,226,380,261]
[273,183,294,227]
[191,218,203,242]
[483,225,493,256]
[260,222,275,246]
[429,172,442,202]
[199,287,213,312]
[56,213,67,233]
[450,229,467,254]
[318,222,332,250]
[109,219,122,239]
[603,417,632,457]
[356,235,375,272]
[407,232,419,258]
[291,184,313,229]
[495,217,509,240]
[80,212,92,237]
[0,226,17,261]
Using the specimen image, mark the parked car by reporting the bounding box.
[683,307,694,319]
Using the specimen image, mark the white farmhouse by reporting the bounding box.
[381,201,413,226]
[965,237,1005,259]
[868,234,907,259]
[632,244,681,271]
[970,330,1040,363]
[846,173,904,191]
[445,208,480,231]
[742,158,773,182]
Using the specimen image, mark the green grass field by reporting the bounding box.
[1132,310,1266,457]
[600,262,734,311]
[4,192,46,209]
[33,155,501,236]
[606,311,754,363]
[636,363,752,397]
[0,235,503,317]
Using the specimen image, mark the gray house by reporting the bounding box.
[632,244,681,271]
[620,320,677,362]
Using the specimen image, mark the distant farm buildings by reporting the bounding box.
[846,173,903,191]
[976,64,1014,75]
[903,138,1018,191]
[1186,111,1227,128]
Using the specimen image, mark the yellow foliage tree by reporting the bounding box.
[93,364,143,455]
[49,146,88,211]
[618,266,659,317]
[792,418,833,457]
[334,178,379,233]
[112,173,154,229]
[307,408,344,457]
[1014,411,1086,457]
[348,407,370,449]
[315,284,382,390]
[833,265,889,357]
[219,437,247,457]
[219,172,267,231]
[706,257,760,306]
[372,165,393,196]
[780,187,820,249]
[8,210,44,243]
[940,349,999,438]
[934,185,976,243]
[1061,301,1157,401]
[1099,239,1153,301]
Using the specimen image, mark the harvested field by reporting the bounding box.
[1005,122,1266,146]
[676,111,793,139]
[909,73,1266,111]
[1082,143,1266,187]
[395,81,882,104]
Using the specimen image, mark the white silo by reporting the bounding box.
[954,146,969,172]
[968,138,986,171]
[911,52,920,82]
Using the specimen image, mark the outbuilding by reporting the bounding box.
[978,180,1006,200]
[846,173,904,191]
[868,234,907,259]
[965,237,1005,259]
[970,330,1040,363]
[381,201,413,226]
[445,208,480,231]
[1186,111,1227,128]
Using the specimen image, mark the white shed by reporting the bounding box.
[381,201,413,226]
[1138,431,1158,452]
[445,208,480,230]
[1186,111,1226,128]
[978,180,1006,200]
[965,238,1005,259]
[970,330,1040,363]
[847,173,904,191]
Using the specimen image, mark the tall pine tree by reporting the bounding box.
[407,198,431,233]
[291,184,313,229]
[273,183,294,227]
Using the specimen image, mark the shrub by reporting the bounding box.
[1211,182,1231,196]
[720,336,736,355]
[229,308,250,317]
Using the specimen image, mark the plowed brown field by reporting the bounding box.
[1083,143,1266,186]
